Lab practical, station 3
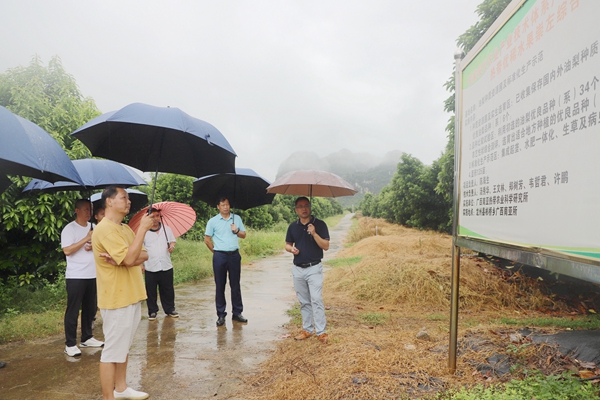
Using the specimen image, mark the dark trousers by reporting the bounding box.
[64,278,97,347]
[145,269,176,315]
[212,251,243,318]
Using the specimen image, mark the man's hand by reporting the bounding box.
[307,224,316,236]
[168,242,175,253]
[138,213,154,233]
[84,230,93,251]
[99,252,117,265]
[290,245,299,255]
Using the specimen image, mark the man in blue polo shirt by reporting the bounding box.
[285,196,330,344]
[204,197,247,327]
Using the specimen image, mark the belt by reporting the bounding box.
[295,261,321,268]
[215,249,239,255]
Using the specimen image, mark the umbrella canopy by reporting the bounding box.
[193,167,275,210]
[266,170,357,198]
[90,188,147,215]
[0,105,83,189]
[71,103,237,178]
[22,159,147,193]
[128,201,196,238]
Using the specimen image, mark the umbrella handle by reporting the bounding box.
[160,215,170,250]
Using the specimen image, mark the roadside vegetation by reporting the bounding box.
[243,216,600,399]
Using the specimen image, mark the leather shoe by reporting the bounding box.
[216,316,225,326]
[232,314,248,323]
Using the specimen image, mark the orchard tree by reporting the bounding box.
[0,55,101,281]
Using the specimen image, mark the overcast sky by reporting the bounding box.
[1,0,481,181]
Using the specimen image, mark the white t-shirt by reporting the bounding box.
[143,224,176,272]
[61,220,96,279]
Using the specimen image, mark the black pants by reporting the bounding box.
[64,278,97,347]
[213,251,243,318]
[145,269,175,315]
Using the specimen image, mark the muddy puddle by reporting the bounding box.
[0,214,353,399]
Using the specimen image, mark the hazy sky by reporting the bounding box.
[1,1,481,181]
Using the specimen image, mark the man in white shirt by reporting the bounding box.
[61,199,104,357]
[143,208,178,320]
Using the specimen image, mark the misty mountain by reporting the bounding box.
[276,149,401,207]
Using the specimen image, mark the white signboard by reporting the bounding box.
[458,0,600,261]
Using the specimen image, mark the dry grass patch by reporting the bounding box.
[242,218,597,399]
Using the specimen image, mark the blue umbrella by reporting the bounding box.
[0,106,83,190]
[71,103,237,207]
[193,167,275,210]
[71,102,236,186]
[22,159,147,193]
[90,188,147,215]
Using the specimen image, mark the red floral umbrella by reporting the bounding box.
[129,201,196,238]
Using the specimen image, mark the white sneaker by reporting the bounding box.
[64,345,81,357]
[114,387,149,399]
[81,337,104,348]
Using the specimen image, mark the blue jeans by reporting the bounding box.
[212,251,243,317]
[292,263,326,335]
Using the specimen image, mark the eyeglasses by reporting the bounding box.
[295,204,311,209]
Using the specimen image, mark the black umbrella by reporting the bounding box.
[22,159,147,193]
[70,103,237,205]
[193,167,274,210]
[0,106,83,191]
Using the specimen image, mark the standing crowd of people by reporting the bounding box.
[8,186,332,400]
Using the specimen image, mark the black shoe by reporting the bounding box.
[232,314,248,323]
[0,361,5,368]
[216,316,226,326]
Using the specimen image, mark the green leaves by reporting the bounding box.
[0,56,100,278]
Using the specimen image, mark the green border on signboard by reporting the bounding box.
[462,0,536,89]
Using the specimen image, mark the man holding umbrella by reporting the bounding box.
[143,207,178,321]
[285,197,330,344]
[92,186,153,400]
[61,199,104,357]
[204,197,247,327]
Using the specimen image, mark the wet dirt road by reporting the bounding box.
[0,214,353,399]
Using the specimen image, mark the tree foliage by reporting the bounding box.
[0,56,100,281]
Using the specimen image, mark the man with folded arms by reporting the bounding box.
[61,199,104,357]
[92,186,153,400]
[204,197,247,327]
[285,197,330,344]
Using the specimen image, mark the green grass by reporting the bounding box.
[326,256,362,268]
[0,309,65,342]
[286,303,302,325]
[493,315,600,330]
[357,311,389,325]
[435,371,600,399]
[426,313,448,321]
